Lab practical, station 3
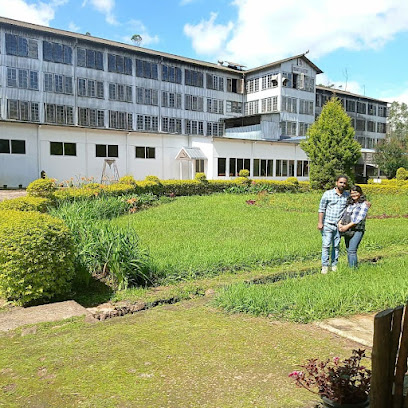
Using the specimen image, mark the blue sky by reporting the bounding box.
[1,0,408,103]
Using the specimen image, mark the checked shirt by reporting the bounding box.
[318,188,350,226]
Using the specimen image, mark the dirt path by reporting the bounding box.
[0,190,27,202]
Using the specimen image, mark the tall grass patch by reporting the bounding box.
[214,255,408,322]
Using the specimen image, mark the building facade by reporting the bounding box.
[0,17,386,187]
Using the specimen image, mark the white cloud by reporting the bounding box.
[180,0,196,5]
[118,19,159,47]
[184,12,233,56]
[68,21,80,32]
[184,0,408,68]
[0,0,67,26]
[316,73,363,95]
[383,90,408,105]
[82,0,117,25]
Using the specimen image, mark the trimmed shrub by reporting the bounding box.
[144,175,161,184]
[119,175,137,185]
[0,196,52,212]
[0,210,75,305]
[357,184,408,195]
[239,169,250,178]
[103,183,135,196]
[286,177,299,185]
[396,167,408,181]
[195,172,207,182]
[27,178,56,198]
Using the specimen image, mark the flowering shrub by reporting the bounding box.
[289,349,371,404]
[27,178,57,199]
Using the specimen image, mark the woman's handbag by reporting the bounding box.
[339,211,355,238]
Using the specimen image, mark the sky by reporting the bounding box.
[1,0,408,103]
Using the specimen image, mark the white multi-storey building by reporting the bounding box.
[0,17,386,187]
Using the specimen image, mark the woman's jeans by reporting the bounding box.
[344,231,365,267]
[321,224,340,267]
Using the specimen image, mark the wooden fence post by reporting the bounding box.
[394,304,408,408]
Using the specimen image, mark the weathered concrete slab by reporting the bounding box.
[315,313,375,347]
[0,300,96,332]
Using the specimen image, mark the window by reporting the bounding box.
[367,121,376,132]
[162,65,182,83]
[136,115,159,132]
[299,122,311,136]
[296,160,309,177]
[96,144,118,158]
[185,69,204,87]
[282,72,293,88]
[229,158,250,177]
[276,160,288,177]
[78,108,105,127]
[50,142,76,156]
[135,146,156,159]
[292,74,314,92]
[7,100,39,122]
[136,87,158,105]
[185,120,204,135]
[281,121,297,136]
[109,111,133,130]
[261,97,278,113]
[218,158,226,176]
[135,59,158,79]
[108,53,132,75]
[206,122,224,136]
[378,106,387,117]
[356,119,366,131]
[43,41,72,64]
[196,160,205,173]
[226,101,242,114]
[282,97,298,113]
[185,95,204,111]
[206,74,224,91]
[346,100,356,112]
[261,73,279,90]
[5,33,38,58]
[207,98,224,114]
[44,73,73,94]
[44,104,73,125]
[7,68,38,90]
[77,47,104,70]
[161,117,182,133]
[77,78,104,98]
[357,102,367,114]
[253,159,273,177]
[377,122,386,133]
[0,139,26,154]
[162,91,182,109]
[246,78,259,94]
[108,83,132,102]
[299,99,314,115]
[245,100,259,115]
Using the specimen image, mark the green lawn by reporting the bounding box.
[0,298,362,408]
[114,193,408,282]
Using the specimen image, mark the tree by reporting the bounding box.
[374,137,408,178]
[131,34,142,46]
[387,101,408,141]
[300,97,361,190]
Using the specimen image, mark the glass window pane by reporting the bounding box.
[218,158,226,176]
[135,146,145,158]
[50,142,63,155]
[11,140,25,154]
[0,139,11,154]
[146,147,155,159]
[108,145,118,158]
[64,143,76,156]
[96,144,107,157]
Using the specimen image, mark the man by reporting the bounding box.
[318,175,349,274]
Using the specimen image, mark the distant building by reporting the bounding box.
[0,17,386,187]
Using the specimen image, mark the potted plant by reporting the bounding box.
[289,349,371,407]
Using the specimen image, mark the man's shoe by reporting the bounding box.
[321,266,329,274]
[331,265,338,272]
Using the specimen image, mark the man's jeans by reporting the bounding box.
[321,224,340,267]
[344,231,364,267]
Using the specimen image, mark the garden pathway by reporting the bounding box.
[0,189,27,201]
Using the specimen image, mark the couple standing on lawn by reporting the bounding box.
[318,175,369,274]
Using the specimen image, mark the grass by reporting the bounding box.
[114,193,408,282]
[214,253,408,323]
[0,298,362,408]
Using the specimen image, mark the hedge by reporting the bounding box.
[0,196,52,212]
[0,210,75,305]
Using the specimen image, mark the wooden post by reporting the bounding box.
[371,309,394,408]
[394,304,408,408]
[391,306,404,408]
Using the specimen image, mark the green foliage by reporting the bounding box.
[144,175,161,184]
[387,101,408,141]
[286,177,299,185]
[300,97,361,190]
[375,137,408,178]
[194,172,207,182]
[396,167,408,180]
[0,196,52,212]
[102,183,135,196]
[0,210,75,305]
[27,178,57,198]
[238,169,250,178]
[119,175,137,185]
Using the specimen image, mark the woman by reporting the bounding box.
[338,185,369,268]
